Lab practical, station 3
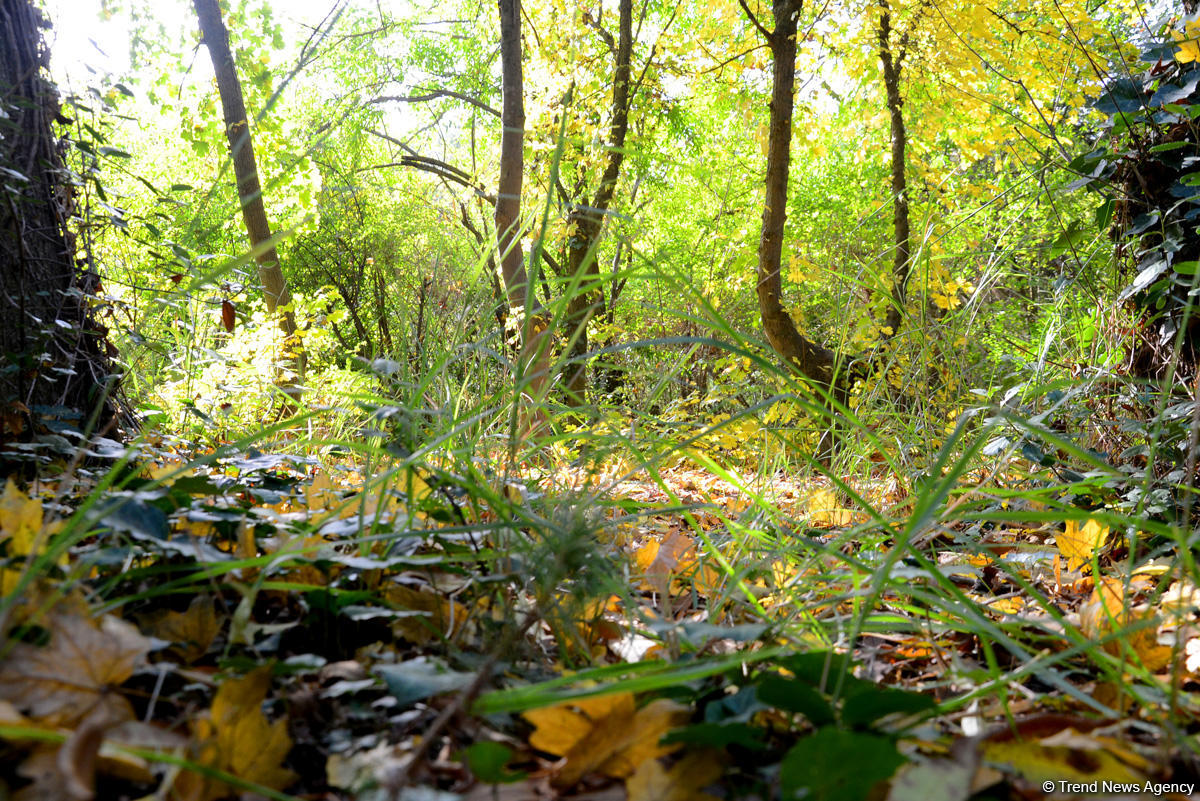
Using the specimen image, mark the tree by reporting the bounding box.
[0,0,115,462]
[560,0,635,407]
[496,0,553,422]
[876,0,911,339]
[750,0,850,462]
[192,0,299,366]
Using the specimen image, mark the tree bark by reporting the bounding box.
[496,0,552,418]
[495,0,531,313]
[754,0,851,463]
[193,0,299,349]
[878,0,910,339]
[0,0,116,462]
[561,0,634,407]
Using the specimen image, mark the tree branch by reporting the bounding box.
[368,88,500,118]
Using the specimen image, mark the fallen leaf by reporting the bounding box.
[0,611,152,727]
[807,489,853,527]
[171,666,297,801]
[626,750,724,801]
[1056,518,1109,572]
[524,693,689,789]
[0,479,64,593]
[142,595,221,664]
[1080,577,1172,671]
[385,583,468,645]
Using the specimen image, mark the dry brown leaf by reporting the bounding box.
[142,595,221,664]
[385,583,468,645]
[171,665,297,801]
[0,611,152,727]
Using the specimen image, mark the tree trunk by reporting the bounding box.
[562,0,634,407]
[494,0,531,314]
[496,0,552,420]
[0,0,116,464]
[192,0,300,357]
[754,0,848,463]
[878,0,910,339]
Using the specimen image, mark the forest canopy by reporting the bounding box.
[1,0,1200,798]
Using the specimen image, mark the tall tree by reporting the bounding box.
[750,0,850,461]
[877,0,911,338]
[0,0,115,460]
[560,0,635,407]
[192,0,299,355]
[496,0,552,417]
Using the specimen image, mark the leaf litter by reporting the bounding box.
[0,452,1198,800]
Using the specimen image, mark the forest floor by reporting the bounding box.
[0,442,1198,800]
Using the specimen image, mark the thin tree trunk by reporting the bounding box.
[495,0,530,313]
[754,0,848,464]
[878,0,910,339]
[562,0,634,407]
[496,0,552,421]
[193,0,300,359]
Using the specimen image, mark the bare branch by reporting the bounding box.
[368,89,500,118]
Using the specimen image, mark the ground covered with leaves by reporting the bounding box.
[2,440,1200,801]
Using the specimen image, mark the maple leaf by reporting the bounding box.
[0,610,152,727]
[142,595,221,664]
[1055,518,1109,572]
[523,693,689,788]
[171,665,297,801]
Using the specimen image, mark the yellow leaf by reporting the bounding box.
[0,479,64,593]
[173,666,297,801]
[626,750,725,801]
[1175,20,1200,63]
[600,699,690,778]
[304,470,338,514]
[982,731,1146,785]
[1080,577,1173,671]
[0,611,152,727]
[524,694,689,789]
[807,489,851,526]
[142,595,221,664]
[1055,518,1109,572]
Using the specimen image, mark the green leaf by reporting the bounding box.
[780,729,905,801]
[840,687,936,728]
[661,722,766,751]
[464,742,526,783]
[756,675,835,725]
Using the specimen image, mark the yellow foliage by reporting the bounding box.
[1175,19,1200,63]
[626,749,725,801]
[1055,518,1110,572]
[172,666,296,801]
[0,479,64,593]
[523,694,689,788]
[1080,577,1173,672]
